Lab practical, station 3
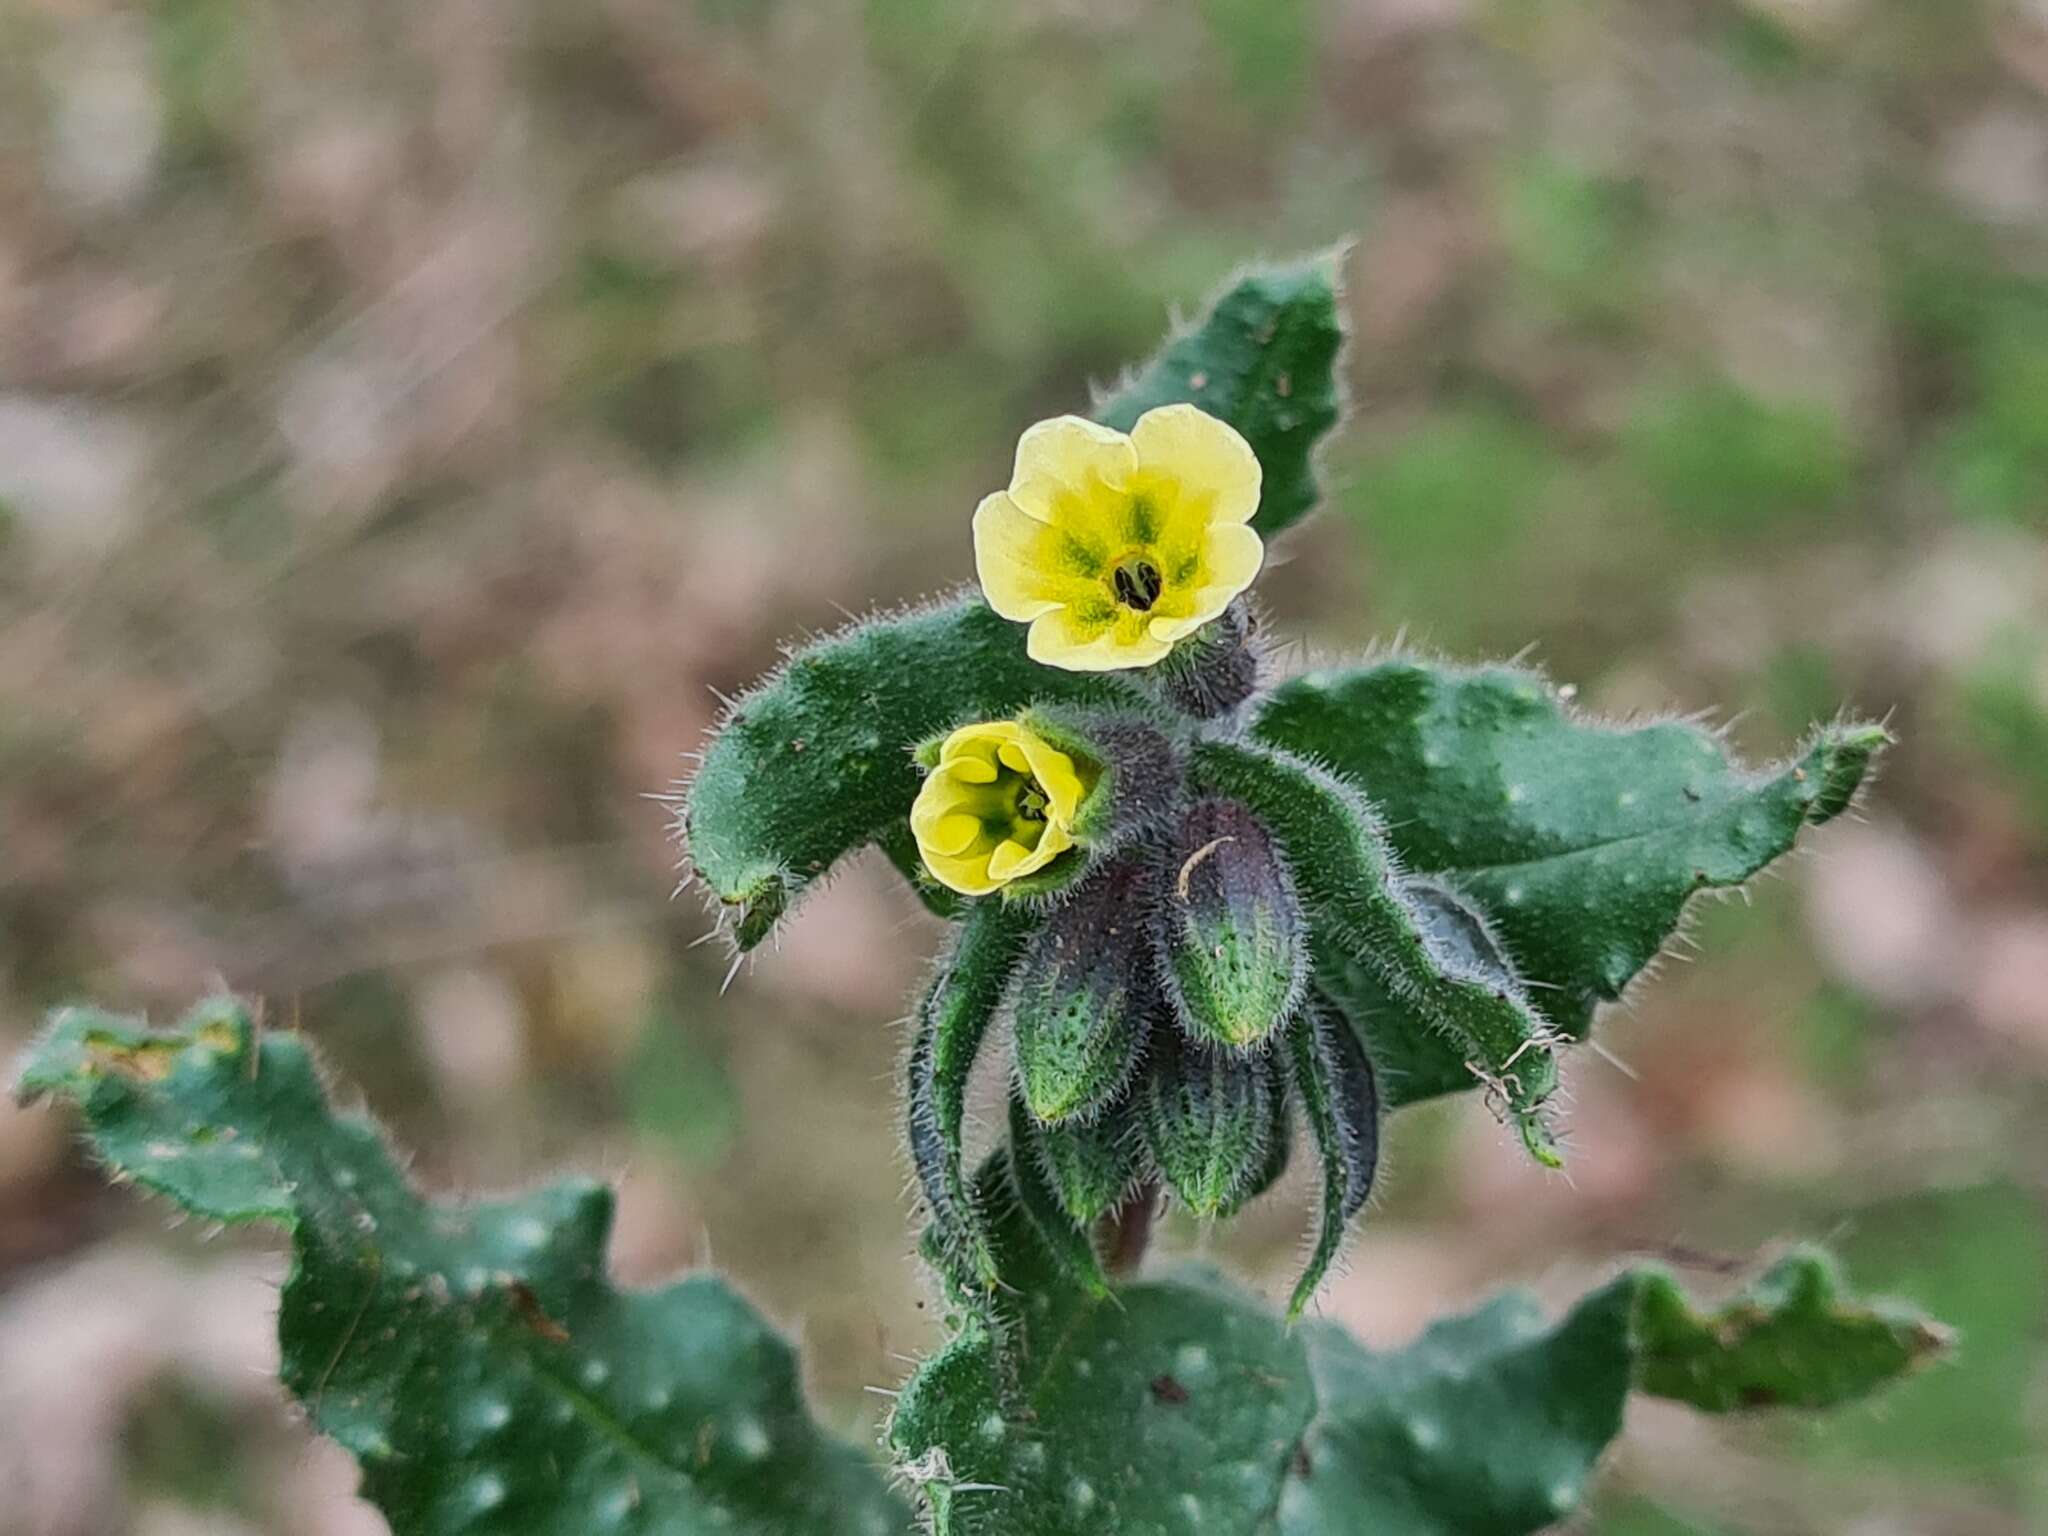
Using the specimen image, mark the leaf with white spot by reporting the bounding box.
[13,999,911,1536]
[888,1159,1946,1536]
[1251,657,1886,1101]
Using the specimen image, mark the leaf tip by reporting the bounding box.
[1804,719,1893,824]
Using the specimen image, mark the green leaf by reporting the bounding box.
[1190,739,1563,1165]
[892,1158,1316,1536]
[1252,657,1887,1057]
[889,1162,1949,1536]
[15,999,911,1536]
[683,594,1137,948]
[1095,254,1346,536]
[1633,1247,1954,1412]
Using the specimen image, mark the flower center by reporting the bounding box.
[1015,782,1049,823]
[1111,554,1164,612]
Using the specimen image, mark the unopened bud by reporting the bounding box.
[1140,1026,1277,1218]
[1017,1091,1144,1229]
[1009,858,1155,1122]
[1157,798,1307,1047]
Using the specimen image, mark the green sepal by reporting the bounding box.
[682,593,1138,949]
[1006,1092,1118,1298]
[908,903,1034,1301]
[1009,858,1157,1123]
[1285,1003,1381,1320]
[888,1154,1947,1536]
[1191,739,1562,1166]
[1632,1246,1953,1411]
[14,1000,910,1536]
[1095,253,1346,537]
[1139,1025,1277,1219]
[1253,657,1889,1036]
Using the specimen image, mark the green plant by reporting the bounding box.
[15,251,1952,1535]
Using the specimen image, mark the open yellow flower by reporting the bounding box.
[973,404,1264,671]
[910,719,1092,896]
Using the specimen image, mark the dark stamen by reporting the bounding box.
[1112,558,1164,612]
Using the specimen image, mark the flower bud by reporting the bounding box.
[1013,1090,1144,1231]
[1009,858,1156,1123]
[1156,798,1307,1048]
[1139,1025,1278,1218]
[1153,599,1262,719]
[1218,1051,1291,1218]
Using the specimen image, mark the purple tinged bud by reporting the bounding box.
[1009,858,1157,1123]
[1157,798,1307,1048]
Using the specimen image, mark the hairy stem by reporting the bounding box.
[1098,1176,1161,1277]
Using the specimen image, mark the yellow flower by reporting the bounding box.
[910,719,1092,896]
[973,404,1264,671]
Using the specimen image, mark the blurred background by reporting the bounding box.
[1,0,2044,1530]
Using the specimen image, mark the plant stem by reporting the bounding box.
[1099,1177,1161,1277]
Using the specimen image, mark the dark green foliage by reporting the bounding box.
[1138,1026,1275,1218]
[683,596,1138,947]
[891,1157,1316,1536]
[1191,739,1562,1165]
[888,1155,1945,1536]
[1009,858,1158,1123]
[1281,1283,1638,1534]
[1094,255,1344,537]
[1286,1004,1381,1319]
[1253,658,1888,1037]
[1157,796,1308,1048]
[1633,1248,1954,1411]
[908,904,1034,1298]
[13,1001,909,1536]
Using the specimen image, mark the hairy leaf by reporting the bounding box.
[682,595,1137,948]
[15,1000,910,1536]
[1633,1247,1953,1412]
[1095,254,1346,536]
[889,1162,1948,1536]
[1253,658,1887,1041]
[1191,740,1562,1164]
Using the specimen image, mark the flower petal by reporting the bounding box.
[1019,736,1089,828]
[1009,416,1138,524]
[985,839,1035,882]
[947,753,998,785]
[1148,523,1263,643]
[973,492,1070,622]
[925,812,984,858]
[1028,608,1172,672]
[1131,403,1262,526]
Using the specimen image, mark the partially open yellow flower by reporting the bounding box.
[910,719,1092,896]
[973,404,1264,671]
